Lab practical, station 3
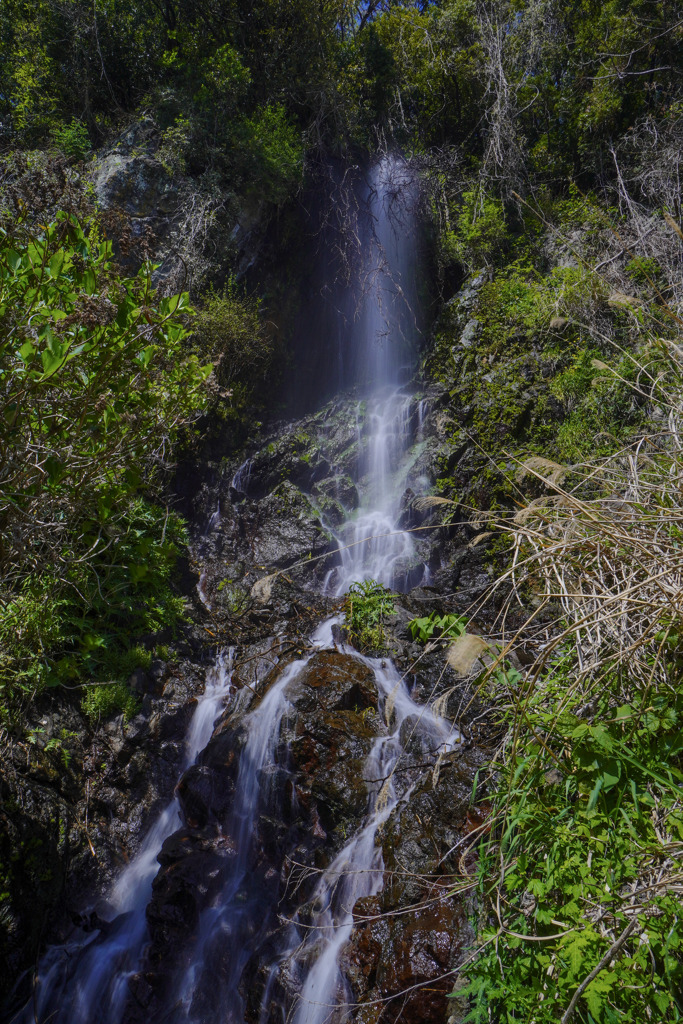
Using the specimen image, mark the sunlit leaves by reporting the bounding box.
[0,209,211,698]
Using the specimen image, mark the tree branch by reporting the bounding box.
[560,918,640,1024]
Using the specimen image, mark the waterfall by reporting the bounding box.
[323,156,426,594]
[7,157,457,1024]
[172,656,307,1022]
[278,648,460,1024]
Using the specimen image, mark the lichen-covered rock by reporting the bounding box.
[89,119,180,264]
[93,151,178,221]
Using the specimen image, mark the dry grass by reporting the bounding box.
[419,246,683,1017]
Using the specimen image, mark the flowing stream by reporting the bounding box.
[9,157,460,1024]
[12,654,235,1024]
[271,623,460,1024]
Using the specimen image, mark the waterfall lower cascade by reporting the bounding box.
[11,655,235,1024]
[9,159,470,1024]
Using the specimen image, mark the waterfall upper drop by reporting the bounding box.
[321,157,429,594]
[350,157,421,391]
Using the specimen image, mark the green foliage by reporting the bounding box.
[0,500,187,701]
[442,189,508,270]
[625,255,662,287]
[461,364,683,1020]
[550,349,598,410]
[343,579,395,652]
[0,0,678,201]
[193,43,251,114]
[430,210,646,472]
[51,119,91,161]
[476,269,550,353]
[156,115,194,175]
[0,209,209,708]
[462,658,683,1022]
[81,683,139,723]
[236,104,304,204]
[193,277,274,416]
[0,592,66,693]
[408,612,466,643]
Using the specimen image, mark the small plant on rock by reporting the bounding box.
[408,611,467,643]
[343,579,395,652]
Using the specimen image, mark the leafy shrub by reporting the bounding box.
[0,501,187,703]
[235,103,304,205]
[343,579,395,652]
[408,612,466,643]
[194,44,251,114]
[442,189,508,270]
[51,119,91,161]
[0,592,66,694]
[463,659,683,1023]
[193,278,273,415]
[157,115,194,175]
[0,209,211,707]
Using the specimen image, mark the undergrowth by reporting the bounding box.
[463,656,683,1022]
[0,500,187,722]
[439,207,683,1022]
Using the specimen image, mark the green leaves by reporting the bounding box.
[462,650,683,1022]
[0,210,212,705]
[343,579,395,652]
[408,611,466,642]
[5,249,22,273]
[48,249,64,279]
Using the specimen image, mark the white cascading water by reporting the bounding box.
[324,157,425,595]
[330,388,419,594]
[164,622,460,1024]
[280,628,460,1024]
[10,652,235,1024]
[173,655,308,1023]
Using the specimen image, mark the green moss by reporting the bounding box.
[216,580,250,615]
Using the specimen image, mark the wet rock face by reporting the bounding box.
[285,652,378,833]
[333,733,490,1024]
[191,383,478,610]
[0,659,209,1011]
[128,650,379,1017]
[342,896,468,1024]
[250,482,334,569]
